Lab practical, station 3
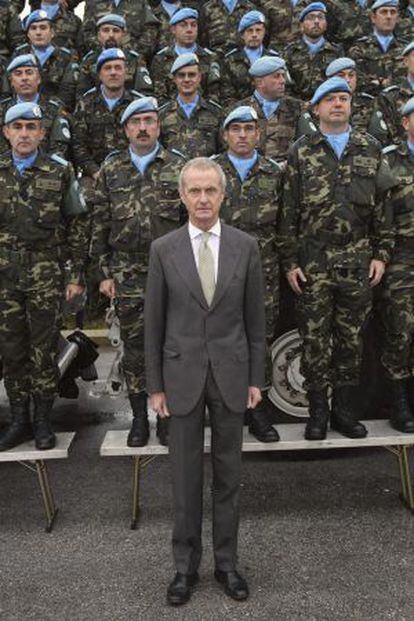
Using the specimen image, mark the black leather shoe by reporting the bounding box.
[330,417,367,438]
[331,386,367,439]
[214,570,249,601]
[167,572,199,606]
[0,399,32,452]
[156,415,169,446]
[305,389,329,440]
[248,401,280,443]
[127,393,149,447]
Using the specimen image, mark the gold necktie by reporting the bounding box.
[198,232,216,306]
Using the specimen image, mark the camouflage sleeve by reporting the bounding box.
[72,100,99,177]
[220,59,238,107]
[58,62,79,112]
[62,164,90,285]
[49,110,73,160]
[372,153,396,264]
[277,146,301,272]
[205,54,221,103]
[89,166,112,281]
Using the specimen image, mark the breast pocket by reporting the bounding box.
[301,166,331,208]
[349,165,376,207]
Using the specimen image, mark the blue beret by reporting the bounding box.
[223,105,258,129]
[401,96,414,116]
[311,77,351,105]
[299,2,327,21]
[96,48,126,72]
[402,41,414,57]
[7,54,38,74]
[96,14,126,30]
[238,10,265,33]
[249,55,286,77]
[120,97,159,125]
[5,102,43,125]
[325,57,356,78]
[24,10,52,31]
[171,53,199,74]
[371,0,398,10]
[169,8,199,26]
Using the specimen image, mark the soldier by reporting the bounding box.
[0,54,72,159]
[376,40,414,143]
[349,0,408,95]
[159,53,222,157]
[0,102,88,451]
[199,0,259,58]
[258,0,293,49]
[221,10,280,107]
[152,0,182,51]
[76,14,153,98]
[284,2,343,101]
[213,105,281,442]
[90,97,185,447]
[237,55,305,164]
[278,77,395,440]
[380,96,414,432]
[151,8,221,104]
[29,0,84,57]
[11,10,78,110]
[397,0,414,39]
[0,0,24,73]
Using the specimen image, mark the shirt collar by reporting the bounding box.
[189,219,221,240]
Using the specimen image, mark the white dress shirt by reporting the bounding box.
[188,219,221,282]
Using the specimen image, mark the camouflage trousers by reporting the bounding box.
[262,259,279,387]
[0,260,62,402]
[381,263,414,380]
[296,268,372,391]
[113,261,147,396]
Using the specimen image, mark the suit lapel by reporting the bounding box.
[171,226,209,310]
[209,223,241,311]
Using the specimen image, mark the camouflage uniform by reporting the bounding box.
[376,79,414,144]
[349,33,408,95]
[199,0,259,58]
[159,96,222,157]
[221,46,279,107]
[151,43,221,103]
[76,48,153,98]
[284,37,343,101]
[397,7,414,40]
[0,94,73,159]
[381,142,414,379]
[278,129,395,390]
[82,0,160,60]
[258,0,292,49]
[0,1,24,60]
[45,8,85,58]
[0,151,89,402]
[90,145,184,394]
[237,92,305,162]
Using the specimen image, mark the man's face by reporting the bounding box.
[180,167,223,229]
[27,21,54,47]
[402,112,414,141]
[97,24,124,48]
[256,70,286,99]
[300,11,327,39]
[241,23,266,49]
[3,119,45,156]
[314,92,352,127]
[99,60,126,91]
[173,65,201,97]
[10,66,41,98]
[336,68,357,93]
[404,51,414,76]
[171,19,198,47]
[371,7,399,34]
[124,112,160,153]
[224,121,259,157]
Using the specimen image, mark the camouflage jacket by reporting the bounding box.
[72,87,141,177]
[151,43,220,104]
[383,142,414,263]
[0,0,25,60]
[397,8,414,41]
[0,94,73,159]
[90,145,185,279]
[152,0,199,52]
[377,79,414,144]
[284,37,343,101]
[45,8,85,58]
[278,129,396,273]
[76,48,153,98]
[221,46,279,107]
[0,150,88,284]
[237,92,305,162]
[199,0,259,57]
[159,95,223,158]
[349,33,408,95]
[257,0,292,49]
[82,0,160,60]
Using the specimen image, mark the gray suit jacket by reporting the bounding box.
[144,222,266,416]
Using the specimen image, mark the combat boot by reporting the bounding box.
[247,396,280,443]
[0,399,32,451]
[33,396,56,450]
[305,389,329,440]
[330,385,367,439]
[127,392,149,447]
[156,415,169,446]
[389,379,414,433]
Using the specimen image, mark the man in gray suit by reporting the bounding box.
[144,157,266,606]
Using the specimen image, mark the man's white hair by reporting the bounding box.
[178,157,226,192]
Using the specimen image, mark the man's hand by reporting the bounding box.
[369,259,385,287]
[150,392,170,418]
[246,386,262,409]
[65,283,84,301]
[287,267,307,295]
[99,278,115,298]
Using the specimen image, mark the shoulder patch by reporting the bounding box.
[225,47,238,58]
[382,144,398,154]
[50,153,69,167]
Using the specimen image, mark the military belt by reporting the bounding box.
[0,248,60,265]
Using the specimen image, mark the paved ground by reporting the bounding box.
[0,346,413,621]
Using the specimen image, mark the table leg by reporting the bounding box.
[35,460,59,532]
